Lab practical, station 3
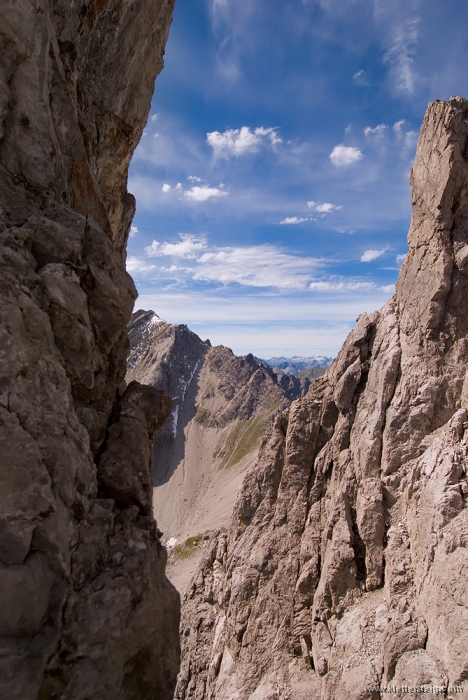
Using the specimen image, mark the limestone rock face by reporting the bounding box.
[126,310,309,565]
[0,1,179,698]
[176,98,468,699]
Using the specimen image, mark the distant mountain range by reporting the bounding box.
[263,354,333,377]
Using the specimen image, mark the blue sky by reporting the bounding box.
[127,0,468,358]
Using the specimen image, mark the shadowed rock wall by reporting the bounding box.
[0,0,179,698]
[176,98,468,699]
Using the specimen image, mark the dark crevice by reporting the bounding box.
[350,507,367,586]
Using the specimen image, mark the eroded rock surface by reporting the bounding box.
[176,98,468,699]
[0,1,179,698]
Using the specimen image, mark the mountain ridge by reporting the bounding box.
[126,310,312,578]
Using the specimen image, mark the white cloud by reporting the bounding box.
[193,245,319,289]
[309,280,377,292]
[254,126,282,146]
[184,185,228,201]
[309,278,394,294]
[206,126,281,158]
[396,253,407,265]
[188,175,203,182]
[329,145,363,167]
[307,201,343,215]
[360,248,387,263]
[150,113,159,122]
[207,127,259,157]
[364,124,387,137]
[393,119,405,133]
[145,234,207,259]
[353,69,369,86]
[129,226,138,237]
[126,257,157,274]
[140,235,321,290]
[383,16,419,94]
[279,216,309,225]
[162,182,182,193]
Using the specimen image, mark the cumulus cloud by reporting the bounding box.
[254,127,282,146]
[329,145,363,167]
[393,119,406,133]
[188,175,203,182]
[307,201,343,215]
[207,126,281,158]
[396,253,407,265]
[184,185,228,201]
[364,124,387,137]
[145,234,207,259]
[360,248,387,263]
[279,217,309,225]
[129,226,138,237]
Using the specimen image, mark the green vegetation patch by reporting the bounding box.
[169,532,209,561]
[194,404,211,425]
[217,411,272,470]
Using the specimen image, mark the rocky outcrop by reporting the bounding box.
[126,311,309,563]
[0,1,179,698]
[176,98,468,699]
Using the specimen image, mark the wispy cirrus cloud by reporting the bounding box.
[364,124,387,137]
[130,233,395,297]
[360,247,388,262]
[383,15,419,94]
[353,69,370,86]
[309,277,394,294]
[140,234,321,290]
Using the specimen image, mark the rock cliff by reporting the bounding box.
[176,97,468,699]
[126,310,309,588]
[0,1,179,698]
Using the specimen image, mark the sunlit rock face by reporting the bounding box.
[176,98,468,700]
[0,1,180,698]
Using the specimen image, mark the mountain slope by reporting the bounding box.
[176,98,468,699]
[127,312,309,586]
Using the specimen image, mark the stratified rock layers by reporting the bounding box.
[0,1,178,698]
[176,98,468,700]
